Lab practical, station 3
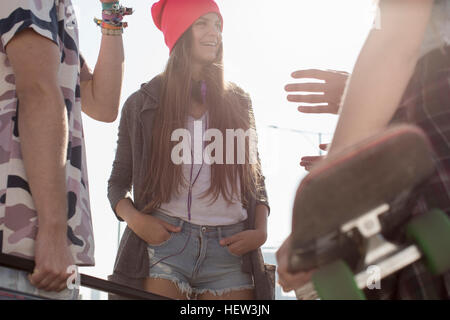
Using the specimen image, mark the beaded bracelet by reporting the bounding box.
[94,1,133,35]
[94,19,128,30]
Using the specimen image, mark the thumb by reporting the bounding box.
[160,220,181,233]
[319,143,329,151]
[220,235,237,246]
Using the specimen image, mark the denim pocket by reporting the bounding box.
[147,232,175,248]
[225,246,241,258]
[219,230,242,258]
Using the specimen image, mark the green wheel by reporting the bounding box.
[406,209,450,275]
[312,260,366,300]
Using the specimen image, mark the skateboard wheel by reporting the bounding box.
[406,209,450,275]
[312,260,366,300]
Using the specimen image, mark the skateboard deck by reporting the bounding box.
[289,125,435,273]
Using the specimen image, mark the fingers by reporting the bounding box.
[300,156,322,162]
[300,145,328,170]
[58,279,70,292]
[28,268,46,287]
[291,69,349,81]
[285,83,325,93]
[29,268,70,292]
[276,248,315,292]
[291,69,332,80]
[45,274,69,292]
[220,233,241,246]
[278,269,315,292]
[159,219,181,233]
[300,163,313,172]
[287,94,326,104]
[227,242,244,256]
[297,104,339,114]
[300,156,324,171]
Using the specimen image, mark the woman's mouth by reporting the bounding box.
[201,41,218,47]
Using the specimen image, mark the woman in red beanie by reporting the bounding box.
[107,0,274,300]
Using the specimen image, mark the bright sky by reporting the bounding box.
[74,0,376,294]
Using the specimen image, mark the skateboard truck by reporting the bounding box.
[294,202,424,299]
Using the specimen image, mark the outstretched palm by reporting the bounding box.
[285,69,349,114]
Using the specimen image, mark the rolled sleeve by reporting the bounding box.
[256,174,270,215]
[0,1,59,50]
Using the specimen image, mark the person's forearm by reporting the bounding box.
[255,204,268,237]
[18,85,68,235]
[90,34,124,119]
[328,0,433,156]
[115,198,140,226]
[328,39,418,155]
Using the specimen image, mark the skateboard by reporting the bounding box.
[289,125,450,300]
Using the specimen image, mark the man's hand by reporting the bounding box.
[300,143,328,171]
[220,229,267,257]
[285,69,349,114]
[276,236,315,292]
[29,229,75,292]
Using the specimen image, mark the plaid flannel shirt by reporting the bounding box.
[372,46,450,300]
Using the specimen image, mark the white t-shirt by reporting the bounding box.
[159,112,248,226]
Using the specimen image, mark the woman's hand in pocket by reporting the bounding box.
[219,229,267,257]
[128,213,181,245]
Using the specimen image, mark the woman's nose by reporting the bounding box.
[207,23,221,38]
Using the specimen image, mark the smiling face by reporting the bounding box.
[190,12,222,66]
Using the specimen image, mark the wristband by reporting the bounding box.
[94,2,133,33]
[102,1,120,11]
[102,21,127,30]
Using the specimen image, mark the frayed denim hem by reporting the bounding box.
[148,274,193,299]
[192,284,255,297]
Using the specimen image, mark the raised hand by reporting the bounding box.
[285,69,349,114]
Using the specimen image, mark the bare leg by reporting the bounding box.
[197,289,255,300]
[144,277,189,300]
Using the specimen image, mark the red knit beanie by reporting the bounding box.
[152,0,223,53]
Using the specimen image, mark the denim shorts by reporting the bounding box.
[147,211,254,298]
[0,266,79,300]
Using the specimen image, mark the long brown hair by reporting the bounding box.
[140,27,265,213]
